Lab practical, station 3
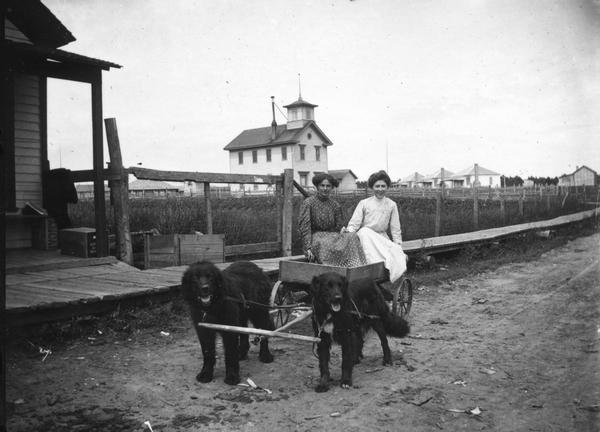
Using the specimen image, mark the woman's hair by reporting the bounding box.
[367,170,392,188]
[312,172,339,188]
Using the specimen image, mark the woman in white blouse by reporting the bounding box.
[342,170,407,283]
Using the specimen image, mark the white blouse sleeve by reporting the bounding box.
[346,200,365,233]
[389,200,402,244]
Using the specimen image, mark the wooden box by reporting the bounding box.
[279,260,385,285]
[59,227,99,258]
[144,234,225,269]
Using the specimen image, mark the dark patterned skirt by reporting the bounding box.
[311,232,367,267]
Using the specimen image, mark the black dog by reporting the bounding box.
[310,272,410,392]
[181,261,275,385]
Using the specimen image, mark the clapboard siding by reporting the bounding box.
[5,19,31,43]
[14,103,40,115]
[15,120,41,131]
[14,74,42,209]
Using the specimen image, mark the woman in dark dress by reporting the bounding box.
[297,173,365,266]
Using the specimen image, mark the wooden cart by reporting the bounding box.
[269,259,413,328]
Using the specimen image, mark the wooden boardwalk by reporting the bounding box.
[5,207,597,326]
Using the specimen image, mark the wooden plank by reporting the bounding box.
[129,166,281,185]
[225,241,280,256]
[6,256,118,274]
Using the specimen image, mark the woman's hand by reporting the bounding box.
[340,226,348,233]
[306,249,316,262]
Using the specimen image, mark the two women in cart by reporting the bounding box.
[298,170,408,289]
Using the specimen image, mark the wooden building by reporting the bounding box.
[224,94,332,190]
[2,1,120,255]
[129,179,182,198]
[449,164,501,188]
[419,168,455,188]
[558,166,598,187]
[398,172,425,188]
[329,169,358,192]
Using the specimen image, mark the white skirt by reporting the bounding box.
[357,227,407,283]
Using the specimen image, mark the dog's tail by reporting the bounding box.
[383,314,410,338]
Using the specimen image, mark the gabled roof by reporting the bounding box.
[450,165,500,178]
[400,172,425,183]
[422,169,454,181]
[7,0,75,48]
[224,120,332,151]
[571,165,598,176]
[329,169,357,181]
[129,179,179,191]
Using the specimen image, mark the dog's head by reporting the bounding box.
[310,272,348,314]
[181,261,224,307]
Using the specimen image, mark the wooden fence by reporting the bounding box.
[127,166,307,259]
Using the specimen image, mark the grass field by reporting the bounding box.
[70,192,586,255]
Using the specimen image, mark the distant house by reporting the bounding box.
[224,94,332,190]
[75,182,110,199]
[329,169,357,192]
[419,169,455,188]
[398,172,425,188]
[558,166,598,187]
[129,180,182,198]
[449,164,501,187]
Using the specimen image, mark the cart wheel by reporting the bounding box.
[392,277,413,318]
[270,281,294,328]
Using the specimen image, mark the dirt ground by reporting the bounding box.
[6,224,600,432]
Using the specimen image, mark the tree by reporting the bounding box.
[501,175,524,187]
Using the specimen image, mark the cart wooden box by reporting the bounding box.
[271,258,413,328]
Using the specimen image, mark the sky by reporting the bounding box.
[43,0,600,181]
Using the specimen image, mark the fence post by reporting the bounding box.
[500,194,506,225]
[204,183,213,234]
[281,169,294,256]
[472,185,479,230]
[276,180,282,245]
[435,190,442,236]
[104,118,133,265]
[519,189,525,217]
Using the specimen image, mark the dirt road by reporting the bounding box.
[7,230,600,431]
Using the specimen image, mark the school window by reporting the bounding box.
[266,148,272,162]
[315,146,320,161]
[252,150,258,163]
[238,152,243,165]
[281,146,287,161]
[299,172,308,186]
[299,145,306,161]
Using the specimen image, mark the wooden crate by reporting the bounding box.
[145,234,225,269]
[59,228,98,258]
[279,260,385,285]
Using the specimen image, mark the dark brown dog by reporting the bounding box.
[181,261,274,385]
[310,272,410,392]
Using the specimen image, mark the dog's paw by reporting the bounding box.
[315,383,330,393]
[259,351,274,363]
[382,357,393,366]
[340,379,353,389]
[196,370,213,383]
[224,374,241,385]
[239,352,249,361]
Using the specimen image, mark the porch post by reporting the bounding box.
[91,70,108,256]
